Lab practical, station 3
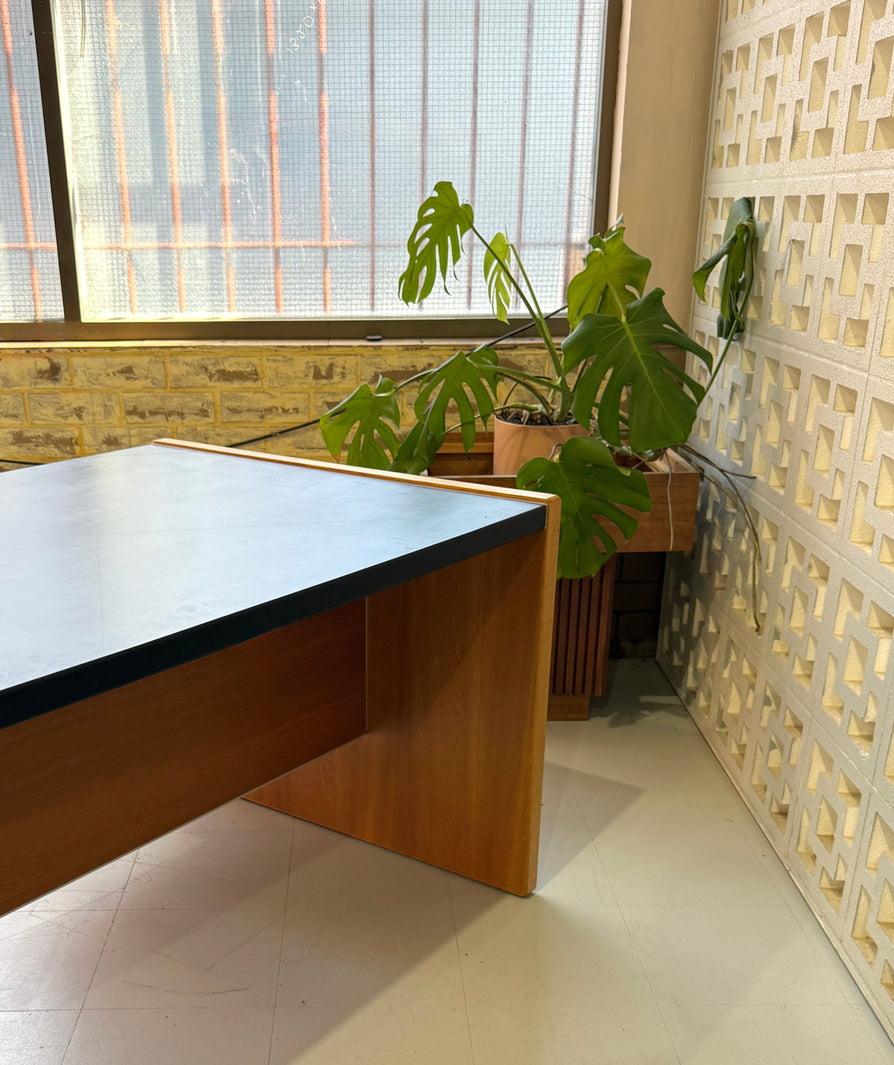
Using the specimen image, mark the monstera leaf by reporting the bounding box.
[562,289,713,453]
[319,377,401,469]
[692,196,756,340]
[412,346,500,451]
[484,231,517,323]
[380,347,501,474]
[517,436,652,578]
[398,181,474,304]
[566,223,651,328]
[389,420,447,474]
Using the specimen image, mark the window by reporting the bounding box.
[2,0,616,338]
[1,0,64,321]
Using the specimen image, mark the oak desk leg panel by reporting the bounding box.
[248,531,556,897]
[0,600,366,917]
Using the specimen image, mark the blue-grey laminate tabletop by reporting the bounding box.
[0,443,546,729]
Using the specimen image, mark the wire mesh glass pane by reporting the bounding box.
[53,0,608,322]
[0,0,63,321]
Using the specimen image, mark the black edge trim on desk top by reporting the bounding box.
[1,505,546,731]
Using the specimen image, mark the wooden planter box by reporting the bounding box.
[430,434,700,719]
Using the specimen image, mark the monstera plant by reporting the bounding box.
[321,181,756,578]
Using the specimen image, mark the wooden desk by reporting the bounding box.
[0,440,559,913]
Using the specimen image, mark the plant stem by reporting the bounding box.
[393,305,569,401]
[510,241,564,377]
[679,443,763,633]
[701,273,754,396]
[492,370,559,412]
[470,224,564,380]
[702,332,734,397]
[494,402,544,415]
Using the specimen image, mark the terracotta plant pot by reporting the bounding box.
[491,417,587,475]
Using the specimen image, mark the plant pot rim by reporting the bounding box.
[494,411,579,428]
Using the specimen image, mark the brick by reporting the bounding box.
[389,343,456,355]
[219,391,309,424]
[0,427,78,459]
[498,349,555,375]
[0,393,26,422]
[0,353,70,389]
[310,391,358,419]
[168,354,262,388]
[71,355,166,390]
[123,392,213,424]
[396,393,417,423]
[29,391,122,425]
[353,344,554,394]
[288,422,332,447]
[202,424,318,450]
[265,353,359,389]
[247,424,331,457]
[175,425,264,447]
[330,341,427,356]
[263,437,341,463]
[357,352,450,386]
[82,427,162,453]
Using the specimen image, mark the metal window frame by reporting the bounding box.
[5,0,620,344]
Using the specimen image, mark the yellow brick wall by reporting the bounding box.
[0,340,552,471]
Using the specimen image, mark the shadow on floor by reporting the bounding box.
[537,761,641,886]
[588,658,690,728]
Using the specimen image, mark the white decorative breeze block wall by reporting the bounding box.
[658,0,894,1031]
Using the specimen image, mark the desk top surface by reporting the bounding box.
[0,443,546,727]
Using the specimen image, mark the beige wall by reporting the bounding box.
[609,0,720,324]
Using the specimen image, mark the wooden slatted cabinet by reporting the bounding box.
[430,435,700,719]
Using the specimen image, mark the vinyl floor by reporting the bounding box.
[2,659,892,1064]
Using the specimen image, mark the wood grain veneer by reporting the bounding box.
[153,437,552,506]
[0,602,365,916]
[160,440,560,896]
[614,450,700,552]
[249,502,561,897]
[430,448,700,553]
[2,441,558,910]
